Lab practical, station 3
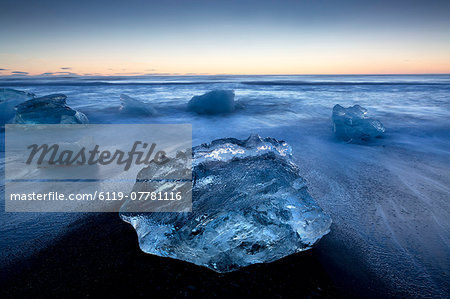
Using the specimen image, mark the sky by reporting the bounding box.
[1,0,449,76]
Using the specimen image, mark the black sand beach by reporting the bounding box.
[1,213,343,298]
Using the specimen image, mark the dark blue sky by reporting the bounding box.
[1,0,449,74]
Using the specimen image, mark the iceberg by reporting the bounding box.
[188,90,236,114]
[0,88,35,124]
[120,134,331,272]
[119,94,156,116]
[332,104,385,142]
[14,94,88,124]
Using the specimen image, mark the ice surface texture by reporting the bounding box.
[0,88,35,124]
[119,94,156,116]
[14,94,88,124]
[188,90,235,114]
[332,104,385,142]
[120,134,331,272]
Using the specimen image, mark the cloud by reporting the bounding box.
[39,71,78,76]
[56,71,78,76]
[60,67,72,70]
[144,72,182,76]
[0,68,9,71]
[12,71,29,75]
[113,72,145,75]
[108,68,128,71]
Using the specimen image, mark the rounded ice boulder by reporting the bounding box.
[188,90,236,114]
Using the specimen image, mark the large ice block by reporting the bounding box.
[119,94,157,116]
[332,104,385,142]
[120,135,331,272]
[188,90,236,114]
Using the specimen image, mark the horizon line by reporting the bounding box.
[0,72,450,78]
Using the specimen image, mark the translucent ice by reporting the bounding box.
[119,94,156,116]
[0,88,35,124]
[188,90,235,114]
[332,104,385,142]
[120,134,331,272]
[14,94,88,124]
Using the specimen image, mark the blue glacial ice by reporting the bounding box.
[0,88,35,124]
[188,90,236,114]
[14,94,88,124]
[119,94,157,116]
[120,134,331,272]
[332,104,385,142]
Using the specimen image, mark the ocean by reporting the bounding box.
[1,74,449,297]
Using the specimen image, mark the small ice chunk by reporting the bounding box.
[119,94,156,116]
[332,104,385,142]
[0,88,35,124]
[188,90,235,114]
[120,134,331,272]
[14,94,88,124]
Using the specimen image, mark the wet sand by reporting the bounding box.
[1,213,341,298]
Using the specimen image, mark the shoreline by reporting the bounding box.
[1,76,448,298]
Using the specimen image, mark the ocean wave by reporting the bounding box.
[1,74,449,87]
[241,81,450,86]
[0,81,224,87]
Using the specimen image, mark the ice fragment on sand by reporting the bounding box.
[120,134,331,272]
[188,90,236,114]
[332,104,385,142]
[119,94,156,116]
[14,94,88,124]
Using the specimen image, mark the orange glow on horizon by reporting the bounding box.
[1,51,449,76]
